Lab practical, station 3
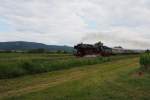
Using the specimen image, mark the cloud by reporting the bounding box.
[82,27,150,49]
[0,0,150,49]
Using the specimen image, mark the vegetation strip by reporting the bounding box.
[0,57,139,99]
[140,52,150,72]
[0,54,138,79]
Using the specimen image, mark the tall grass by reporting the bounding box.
[140,53,150,71]
[0,53,139,79]
[0,56,109,79]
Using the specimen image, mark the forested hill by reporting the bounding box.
[0,41,74,52]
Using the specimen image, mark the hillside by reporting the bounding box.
[0,41,74,52]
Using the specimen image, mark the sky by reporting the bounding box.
[0,0,150,49]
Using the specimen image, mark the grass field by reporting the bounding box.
[0,54,150,100]
[0,53,137,79]
[0,53,110,79]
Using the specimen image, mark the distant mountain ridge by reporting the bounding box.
[0,41,74,52]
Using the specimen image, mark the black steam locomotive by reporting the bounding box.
[74,42,112,57]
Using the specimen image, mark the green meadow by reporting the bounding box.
[0,53,110,79]
[0,53,149,100]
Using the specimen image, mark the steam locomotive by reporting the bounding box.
[74,42,112,57]
[74,42,144,57]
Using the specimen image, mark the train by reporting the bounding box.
[74,42,144,57]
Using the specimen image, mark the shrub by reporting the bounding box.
[140,53,150,71]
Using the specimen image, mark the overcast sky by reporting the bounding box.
[0,0,150,49]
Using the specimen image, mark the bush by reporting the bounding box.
[140,53,150,71]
